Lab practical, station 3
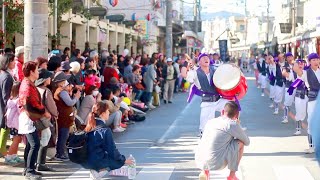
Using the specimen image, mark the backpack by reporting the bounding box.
[67,125,103,164]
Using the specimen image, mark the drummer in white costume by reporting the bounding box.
[257,55,268,96]
[293,53,320,154]
[184,54,229,135]
[281,52,296,123]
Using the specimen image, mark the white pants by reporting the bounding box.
[199,98,229,132]
[283,88,296,107]
[269,85,276,99]
[258,74,267,88]
[295,97,308,121]
[274,85,285,103]
[307,100,316,134]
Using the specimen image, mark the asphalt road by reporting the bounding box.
[0,72,319,180]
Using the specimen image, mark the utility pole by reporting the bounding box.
[194,0,198,34]
[292,0,296,37]
[266,0,270,44]
[244,0,248,46]
[165,0,173,58]
[24,0,49,61]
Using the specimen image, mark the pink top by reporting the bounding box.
[6,98,20,130]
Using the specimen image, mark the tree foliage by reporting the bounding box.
[0,0,24,47]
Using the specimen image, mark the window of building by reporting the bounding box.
[239,25,245,31]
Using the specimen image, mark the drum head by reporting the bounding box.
[213,64,241,90]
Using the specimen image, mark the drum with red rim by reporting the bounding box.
[212,64,248,100]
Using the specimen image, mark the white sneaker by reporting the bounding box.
[305,147,315,154]
[273,109,279,115]
[148,104,156,109]
[119,127,126,131]
[281,119,289,124]
[269,104,274,108]
[90,170,100,180]
[261,93,265,97]
[257,86,261,89]
[113,127,125,133]
[293,130,301,136]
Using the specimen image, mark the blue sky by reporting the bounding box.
[183,0,280,16]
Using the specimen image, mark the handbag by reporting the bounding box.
[134,83,145,90]
[33,119,46,131]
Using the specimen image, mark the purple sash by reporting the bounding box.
[269,71,275,81]
[287,79,303,95]
[187,84,241,110]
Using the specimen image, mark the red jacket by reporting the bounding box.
[103,66,119,86]
[14,60,24,82]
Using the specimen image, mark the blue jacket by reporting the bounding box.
[84,119,126,171]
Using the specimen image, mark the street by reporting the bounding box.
[0,72,320,180]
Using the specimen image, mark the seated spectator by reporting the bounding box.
[195,101,250,180]
[61,54,70,62]
[82,101,134,179]
[61,61,71,75]
[52,72,81,161]
[47,56,62,74]
[103,89,125,133]
[127,65,144,101]
[103,56,119,90]
[84,69,101,94]
[77,85,101,126]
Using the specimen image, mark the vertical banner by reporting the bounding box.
[219,40,228,62]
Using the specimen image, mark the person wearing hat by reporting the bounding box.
[35,69,58,172]
[13,46,24,81]
[52,71,81,161]
[60,61,71,74]
[289,59,308,136]
[281,52,296,123]
[293,53,320,153]
[184,53,229,136]
[162,58,178,104]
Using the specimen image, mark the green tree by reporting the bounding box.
[0,0,24,48]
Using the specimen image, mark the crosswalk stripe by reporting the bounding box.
[135,166,175,180]
[210,167,243,180]
[273,166,314,180]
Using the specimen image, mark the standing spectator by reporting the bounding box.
[162,58,177,104]
[61,55,70,62]
[13,46,24,81]
[127,65,144,101]
[5,82,24,165]
[117,55,125,75]
[0,54,15,158]
[19,61,51,179]
[69,61,84,90]
[52,72,81,161]
[63,47,70,57]
[70,49,81,62]
[123,56,133,81]
[143,58,157,109]
[47,56,62,74]
[134,55,141,65]
[35,69,57,172]
[35,57,48,70]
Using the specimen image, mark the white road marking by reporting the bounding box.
[156,99,194,144]
[273,165,314,180]
[135,166,175,180]
[65,168,90,180]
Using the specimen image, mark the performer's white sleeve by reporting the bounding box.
[287,71,295,81]
[186,69,196,83]
[298,70,310,89]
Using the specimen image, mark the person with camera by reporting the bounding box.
[52,71,81,161]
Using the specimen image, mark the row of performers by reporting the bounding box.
[257,52,319,154]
